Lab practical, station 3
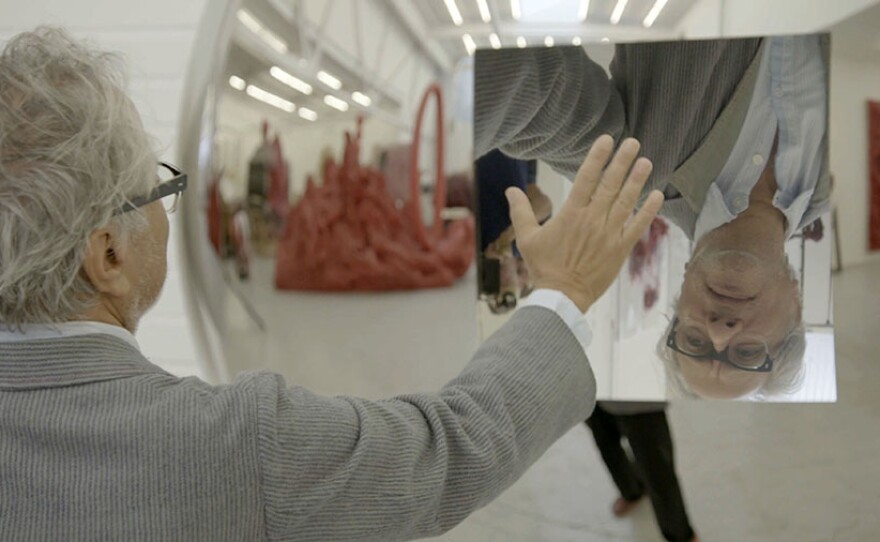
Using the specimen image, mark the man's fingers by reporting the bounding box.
[564,134,614,212]
[506,187,540,240]
[589,138,641,209]
[622,190,664,246]
[608,157,653,228]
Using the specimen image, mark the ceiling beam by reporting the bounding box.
[385,0,455,74]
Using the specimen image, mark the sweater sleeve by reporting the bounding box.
[473,45,626,179]
[249,306,595,542]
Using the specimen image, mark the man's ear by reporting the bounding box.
[81,227,131,298]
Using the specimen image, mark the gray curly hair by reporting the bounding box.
[0,27,157,326]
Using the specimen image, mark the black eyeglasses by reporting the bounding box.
[666,317,774,372]
[118,162,188,214]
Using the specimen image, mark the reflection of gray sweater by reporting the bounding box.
[474,39,763,241]
[0,308,594,541]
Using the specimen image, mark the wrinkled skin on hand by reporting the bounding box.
[506,136,664,313]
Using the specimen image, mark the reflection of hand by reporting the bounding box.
[802,217,824,242]
[505,136,664,313]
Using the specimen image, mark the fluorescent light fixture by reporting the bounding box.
[246,84,295,113]
[476,0,491,22]
[317,70,342,90]
[516,36,527,48]
[462,33,477,56]
[237,9,288,53]
[270,66,313,95]
[544,36,554,47]
[443,0,464,26]
[228,75,246,91]
[578,0,590,21]
[572,36,582,46]
[601,36,611,43]
[298,107,317,121]
[610,0,628,24]
[510,0,521,21]
[643,0,668,28]
[323,94,349,112]
[351,91,372,107]
[489,33,501,49]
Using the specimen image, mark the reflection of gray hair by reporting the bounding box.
[0,27,156,326]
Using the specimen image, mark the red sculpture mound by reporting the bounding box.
[274,84,475,291]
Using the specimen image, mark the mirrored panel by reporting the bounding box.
[473,34,836,402]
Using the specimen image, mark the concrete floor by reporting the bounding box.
[210,257,879,542]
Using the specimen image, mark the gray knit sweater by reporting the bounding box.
[0,307,594,541]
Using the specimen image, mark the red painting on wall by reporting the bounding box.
[870,100,880,250]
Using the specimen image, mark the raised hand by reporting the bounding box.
[505,135,664,312]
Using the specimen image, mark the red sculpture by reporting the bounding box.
[274,84,475,291]
[869,100,880,251]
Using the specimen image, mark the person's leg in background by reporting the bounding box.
[616,410,697,542]
[475,149,531,312]
[585,403,646,514]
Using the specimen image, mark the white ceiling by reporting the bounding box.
[221,0,701,126]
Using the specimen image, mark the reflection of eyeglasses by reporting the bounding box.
[117,162,188,215]
[666,317,774,372]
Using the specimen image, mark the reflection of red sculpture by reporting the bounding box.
[869,101,880,250]
[274,84,475,291]
[264,121,290,224]
[629,218,669,310]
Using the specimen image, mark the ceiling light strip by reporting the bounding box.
[270,67,313,95]
[323,95,349,112]
[236,9,288,53]
[643,0,669,28]
[443,0,464,26]
[578,0,590,22]
[317,70,342,90]
[229,75,246,91]
[476,0,492,23]
[246,84,295,113]
[298,107,318,121]
[610,0,628,25]
[351,91,372,107]
[462,33,477,56]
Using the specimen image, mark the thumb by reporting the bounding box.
[506,187,539,239]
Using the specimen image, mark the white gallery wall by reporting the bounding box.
[829,55,880,268]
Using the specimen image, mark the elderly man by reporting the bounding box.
[0,28,662,541]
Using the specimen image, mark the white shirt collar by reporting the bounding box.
[0,321,140,351]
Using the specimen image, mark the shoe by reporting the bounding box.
[612,496,643,517]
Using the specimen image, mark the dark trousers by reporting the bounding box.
[586,404,694,542]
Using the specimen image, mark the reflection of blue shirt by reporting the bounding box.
[695,35,828,241]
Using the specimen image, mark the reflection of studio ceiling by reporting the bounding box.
[411,0,698,58]
[223,0,698,126]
